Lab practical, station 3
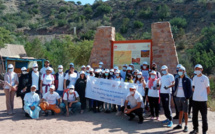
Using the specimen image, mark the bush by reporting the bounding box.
[94,4,112,17]
[126,10,135,18]
[138,7,153,19]
[115,32,126,41]
[0,4,6,10]
[133,21,144,28]
[170,17,187,28]
[59,6,70,13]
[0,27,14,47]
[80,30,95,40]
[84,6,93,15]
[157,4,171,20]
[120,25,128,34]
[58,20,67,27]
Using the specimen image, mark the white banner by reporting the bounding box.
[85,76,143,106]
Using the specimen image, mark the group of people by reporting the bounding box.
[3,60,210,134]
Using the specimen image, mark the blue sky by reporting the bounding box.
[65,0,107,5]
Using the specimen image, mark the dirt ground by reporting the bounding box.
[0,90,214,134]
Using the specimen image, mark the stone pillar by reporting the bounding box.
[88,26,115,69]
[151,22,178,74]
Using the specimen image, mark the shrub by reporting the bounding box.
[138,7,153,19]
[126,10,135,18]
[170,17,187,28]
[115,32,126,41]
[142,32,151,39]
[120,25,128,34]
[77,1,82,5]
[80,30,95,40]
[84,6,93,15]
[94,4,112,17]
[157,4,171,20]
[58,20,67,27]
[133,21,144,28]
[59,6,69,13]
[0,4,6,10]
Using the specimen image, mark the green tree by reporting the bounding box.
[77,1,82,5]
[0,27,14,48]
[138,7,153,19]
[133,21,144,28]
[157,4,171,20]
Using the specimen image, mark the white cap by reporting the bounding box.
[70,63,74,66]
[86,65,91,68]
[58,65,63,68]
[123,64,128,67]
[152,62,156,65]
[115,70,120,73]
[46,67,52,71]
[105,69,109,73]
[33,63,38,68]
[21,67,27,71]
[81,65,86,68]
[99,62,103,65]
[137,71,142,75]
[150,71,156,75]
[50,85,55,89]
[179,66,186,71]
[143,61,148,65]
[134,69,139,73]
[177,64,182,68]
[31,85,37,89]
[95,69,100,73]
[129,63,134,66]
[127,67,132,71]
[80,71,85,75]
[89,68,94,72]
[161,65,168,70]
[67,85,74,89]
[114,66,119,70]
[129,84,136,89]
[194,64,203,69]
[8,64,14,69]
[110,69,114,72]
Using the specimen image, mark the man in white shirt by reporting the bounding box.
[173,66,192,132]
[29,63,40,94]
[123,85,144,124]
[62,85,81,116]
[54,65,64,97]
[160,65,175,128]
[40,85,61,116]
[40,60,55,75]
[190,64,210,134]
[40,67,55,95]
[64,64,77,89]
[24,85,41,119]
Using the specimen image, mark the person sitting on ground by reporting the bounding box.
[24,85,41,119]
[123,85,144,124]
[40,85,61,116]
[62,85,81,116]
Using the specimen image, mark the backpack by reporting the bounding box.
[62,89,76,100]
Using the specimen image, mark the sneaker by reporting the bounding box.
[51,111,55,115]
[189,129,198,134]
[162,119,169,124]
[183,126,188,132]
[173,124,182,130]
[25,113,30,117]
[156,117,160,121]
[150,117,155,120]
[45,112,49,116]
[188,114,192,119]
[167,121,173,128]
[116,111,122,116]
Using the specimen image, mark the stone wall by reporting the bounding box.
[88,26,115,69]
[151,22,179,74]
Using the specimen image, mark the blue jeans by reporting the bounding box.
[56,90,64,97]
[60,102,81,113]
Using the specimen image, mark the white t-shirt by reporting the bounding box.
[24,92,40,106]
[160,73,175,94]
[41,74,54,85]
[57,73,64,91]
[135,80,145,96]
[32,71,39,90]
[4,72,19,89]
[147,80,160,98]
[114,77,124,82]
[43,92,60,105]
[192,74,210,101]
[63,91,79,102]
[64,72,77,87]
[40,67,55,75]
[176,78,185,98]
[120,70,126,81]
[126,91,144,108]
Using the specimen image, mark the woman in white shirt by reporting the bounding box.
[3,64,19,115]
[147,71,160,120]
[134,71,146,102]
[64,65,77,89]
[40,67,54,96]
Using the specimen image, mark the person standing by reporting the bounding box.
[75,71,87,114]
[64,64,77,89]
[40,67,54,96]
[120,64,127,80]
[3,64,19,115]
[147,71,160,120]
[40,60,55,75]
[160,65,175,128]
[24,85,41,119]
[65,63,78,74]
[54,65,64,97]
[141,61,149,82]
[190,64,210,134]
[173,66,192,132]
[17,67,30,108]
[134,71,146,104]
[28,63,40,95]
